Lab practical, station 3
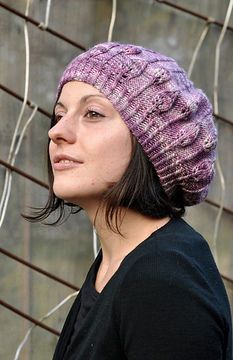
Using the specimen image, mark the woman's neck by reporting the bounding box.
[86,205,170,267]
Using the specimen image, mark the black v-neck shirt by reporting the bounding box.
[53,218,232,360]
[64,257,100,354]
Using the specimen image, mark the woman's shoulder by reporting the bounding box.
[117,217,229,312]
[121,217,214,279]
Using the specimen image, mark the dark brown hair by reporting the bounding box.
[24,111,185,230]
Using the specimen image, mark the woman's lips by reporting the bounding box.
[53,155,83,170]
[53,161,82,170]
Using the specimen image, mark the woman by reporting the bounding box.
[30,42,232,359]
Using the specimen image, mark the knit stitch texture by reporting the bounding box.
[57,42,217,206]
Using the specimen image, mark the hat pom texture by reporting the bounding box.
[57,42,217,206]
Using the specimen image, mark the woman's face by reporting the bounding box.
[49,81,132,208]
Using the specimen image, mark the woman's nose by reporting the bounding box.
[48,115,76,144]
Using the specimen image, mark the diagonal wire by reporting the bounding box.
[0,298,60,336]
[0,1,86,51]
[38,0,52,29]
[107,0,117,42]
[14,291,79,360]
[0,246,79,290]
[93,226,99,259]
[155,0,233,33]
[0,83,51,118]
[0,105,38,228]
[188,20,212,77]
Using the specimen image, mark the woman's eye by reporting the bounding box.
[85,110,104,118]
[54,114,63,122]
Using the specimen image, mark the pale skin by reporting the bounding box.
[49,81,170,292]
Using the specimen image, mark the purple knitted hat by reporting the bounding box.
[57,42,217,206]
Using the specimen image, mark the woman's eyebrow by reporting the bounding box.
[80,94,106,104]
[54,101,65,110]
[55,94,106,110]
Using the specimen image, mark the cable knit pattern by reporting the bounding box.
[57,42,217,206]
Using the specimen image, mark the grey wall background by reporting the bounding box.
[0,0,233,358]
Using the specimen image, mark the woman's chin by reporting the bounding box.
[53,190,101,209]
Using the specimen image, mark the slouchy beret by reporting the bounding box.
[57,42,217,206]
